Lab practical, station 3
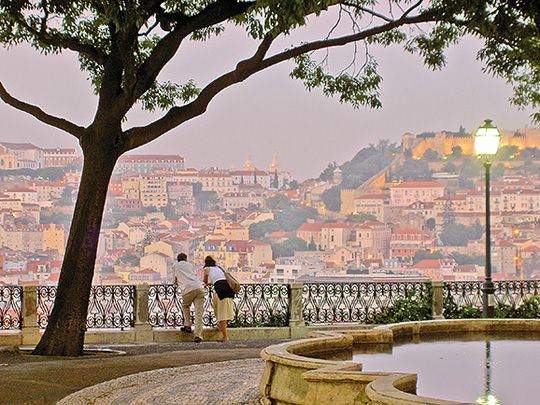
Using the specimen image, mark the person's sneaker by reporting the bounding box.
[194,337,202,343]
[180,326,192,333]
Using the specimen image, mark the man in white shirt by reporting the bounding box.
[172,253,205,342]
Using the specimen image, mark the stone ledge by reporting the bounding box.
[260,319,540,405]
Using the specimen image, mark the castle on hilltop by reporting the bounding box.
[402,127,540,158]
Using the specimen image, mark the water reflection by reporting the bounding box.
[349,337,540,404]
[476,341,500,405]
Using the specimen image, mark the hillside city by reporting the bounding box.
[3,126,540,287]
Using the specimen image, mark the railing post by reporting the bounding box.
[21,286,41,345]
[289,282,306,338]
[134,285,153,342]
[432,281,444,319]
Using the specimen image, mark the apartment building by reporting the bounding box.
[4,188,38,204]
[196,238,272,269]
[390,181,445,206]
[230,170,271,189]
[0,142,44,169]
[390,228,432,258]
[116,154,185,174]
[198,173,237,196]
[43,147,80,168]
[140,174,168,208]
[42,224,66,254]
[353,193,386,221]
[28,181,66,201]
[0,224,43,251]
[295,222,325,249]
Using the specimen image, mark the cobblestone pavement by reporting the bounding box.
[57,358,265,405]
[0,340,286,404]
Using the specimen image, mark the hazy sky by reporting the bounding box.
[0,16,536,181]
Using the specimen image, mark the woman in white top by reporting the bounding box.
[203,255,234,342]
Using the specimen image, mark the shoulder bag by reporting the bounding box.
[218,266,241,294]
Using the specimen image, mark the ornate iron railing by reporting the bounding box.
[149,284,290,328]
[302,282,428,324]
[443,281,483,311]
[232,284,289,327]
[0,286,21,330]
[494,280,540,307]
[37,286,134,329]
[148,284,185,327]
[444,280,540,313]
[2,280,539,334]
[87,285,134,329]
[37,286,57,328]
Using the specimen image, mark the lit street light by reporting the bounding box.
[474,119,501,318]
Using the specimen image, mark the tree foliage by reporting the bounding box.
[275,206,319,231]
[270,237,308,258]
[321,185,342,212]
[320,140,400,212]
[266,194,292,210]
[249,219,282,240]
[346,212,377,222]
[439,221,484,246]
[412,249,444,265]
[395,158,432,181]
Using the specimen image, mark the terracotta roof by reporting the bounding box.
[297,223,325,231]
[322,223,347,229]
[522,245,540,252]
[392,181,444,189]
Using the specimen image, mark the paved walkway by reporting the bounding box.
[57,358,265,405]
[0,340,285,404]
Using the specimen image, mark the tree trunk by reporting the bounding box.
[33,140,118,356]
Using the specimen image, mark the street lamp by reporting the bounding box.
[474,119,501,318]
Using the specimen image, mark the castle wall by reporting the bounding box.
[407,128,540,159]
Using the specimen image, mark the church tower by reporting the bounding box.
[269,152,281,173]
[243,153,255,171]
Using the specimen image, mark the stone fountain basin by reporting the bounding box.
[259,319,540,405]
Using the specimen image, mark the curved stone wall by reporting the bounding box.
[260,319,540,405]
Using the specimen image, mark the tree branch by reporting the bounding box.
[125,33,274,150]
[13,13,106,64]
[130,0,255,104]
[125,10,434,150]
[0,82,85,139]
[342,2,393,22]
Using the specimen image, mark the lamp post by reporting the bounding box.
[474,119,501,318]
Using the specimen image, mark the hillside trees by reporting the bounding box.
[321,140,400,212]
[1,1,539,356]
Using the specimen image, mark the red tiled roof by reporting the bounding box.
[522,245,540,252]
[392,181,444,189]
[297,223,325,231]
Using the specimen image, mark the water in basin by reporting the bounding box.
[352,338,540,404]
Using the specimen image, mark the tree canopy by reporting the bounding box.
[2,0,540,357]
